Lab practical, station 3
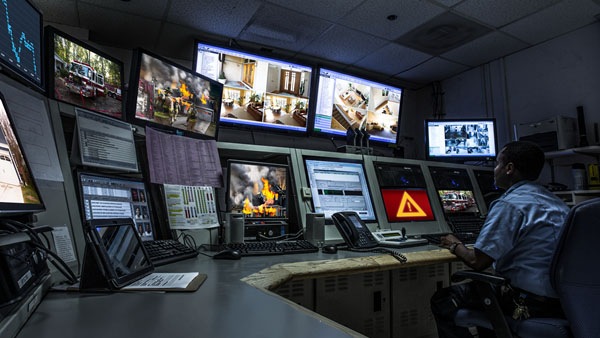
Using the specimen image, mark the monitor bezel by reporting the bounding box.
[425,118,499,163]
[45,25,125,120]
[373,161,437,223]
[193,40,314,136]
[311,67,404,146]
[0,0,44,93]
[225,159,291,223]
[126,47,223,140]
[0,90,45,216]
[302,155,378,224]
[75,170,156,241]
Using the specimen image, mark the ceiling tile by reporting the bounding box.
[266,0,364,22]
[80,0,169,20]
[340,0,446,40]
[430,0,464,7]
[501,0,600,44]
[79,4,161,50]
[353,43,432,74]
[396,57,469,83]
[167,0,262,38]
[31,0,79,26]
[301,25,388,64]
[442,31,529,66]
[154,23,200,62]
[239,4,332,52]
[454,0,560,27]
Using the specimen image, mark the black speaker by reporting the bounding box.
[577,106,589,147]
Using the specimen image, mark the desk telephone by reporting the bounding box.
[331,212,408,263]
[331,211,379,249]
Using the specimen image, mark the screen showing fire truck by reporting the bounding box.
[46,26,124,119]
[226,160,288,221]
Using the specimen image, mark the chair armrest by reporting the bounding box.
[452,270,508,286]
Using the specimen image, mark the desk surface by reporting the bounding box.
[16,246,455,338]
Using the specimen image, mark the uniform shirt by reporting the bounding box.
[474,180,569,298]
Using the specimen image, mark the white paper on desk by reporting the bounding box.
[123,272,199,289]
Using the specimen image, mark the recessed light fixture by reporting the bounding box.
[387,14,398,21]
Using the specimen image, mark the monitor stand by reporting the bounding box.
[243,220,289,241]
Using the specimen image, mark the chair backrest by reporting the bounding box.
[551,197,600,338]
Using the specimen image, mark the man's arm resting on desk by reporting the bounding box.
[439,234,493,271]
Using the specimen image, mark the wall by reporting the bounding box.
[419,21,600,187]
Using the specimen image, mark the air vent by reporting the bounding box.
[396,12,492,56]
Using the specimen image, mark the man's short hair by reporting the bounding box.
[501,141,545,181]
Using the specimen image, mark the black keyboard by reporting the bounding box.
[223,240,319,256]
[143,239,199,266]
[446,214,485,233]
[420,232,479,245]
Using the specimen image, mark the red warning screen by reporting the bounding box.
[381,189,435,222]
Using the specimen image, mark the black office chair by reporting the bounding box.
[451,197,600,338]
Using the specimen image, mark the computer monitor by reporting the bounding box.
[45,26,125,119]
[373,162,435,222]
[0,0,44,92]
[425,118,498,163]
[313,68,403,144]
[304,157,376,222]
[76,172,155,240]
[0,91,44,216]
[428,166,481,217]
[127,48,223,139]
[194,42,312,134]
[473,169,504,209]
[226,160,289,222]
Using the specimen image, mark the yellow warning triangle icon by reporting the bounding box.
[396,192,427,217]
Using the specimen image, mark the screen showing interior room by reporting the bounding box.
[195,42,312,133]
[313,68,403,144]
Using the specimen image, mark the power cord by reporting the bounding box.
[0,219,79,285]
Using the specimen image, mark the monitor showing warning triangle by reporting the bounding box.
[381,189,435,222]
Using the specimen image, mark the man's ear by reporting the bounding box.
[505,162,515,175]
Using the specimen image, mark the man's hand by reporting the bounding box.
[439,234,461,250]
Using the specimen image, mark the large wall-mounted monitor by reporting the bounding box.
[0,91,44,216]
[426,118,498,163]
[313,68,403,144]
[46,26,125,119]
[127,48,223,139]
[304,157,376,223]
[226,160,289,223]
[0,0,44,92]
[373,162,435,223]
[194,42,312,134]
[76,171,155,241]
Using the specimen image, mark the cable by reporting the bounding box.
[343,246,408,263]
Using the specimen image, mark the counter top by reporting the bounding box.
[15,246,455,338]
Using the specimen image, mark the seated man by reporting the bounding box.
[430,140,569,338]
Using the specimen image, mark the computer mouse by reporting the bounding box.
[212,249,242,260]
[321,245,338,254]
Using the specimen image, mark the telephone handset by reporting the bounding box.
[331,211,379,249]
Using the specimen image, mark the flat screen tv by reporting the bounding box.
[127,48,223,139]
[303,157,377,223]
[0,91,44,216]
[0,0,43,92]
[313,68,403,144]
[226,160,289,223]
[425,118,498,163]
[46,26,125,119]
[194,42,312,134]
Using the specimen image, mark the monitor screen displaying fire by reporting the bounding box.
[227,160,288,220]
